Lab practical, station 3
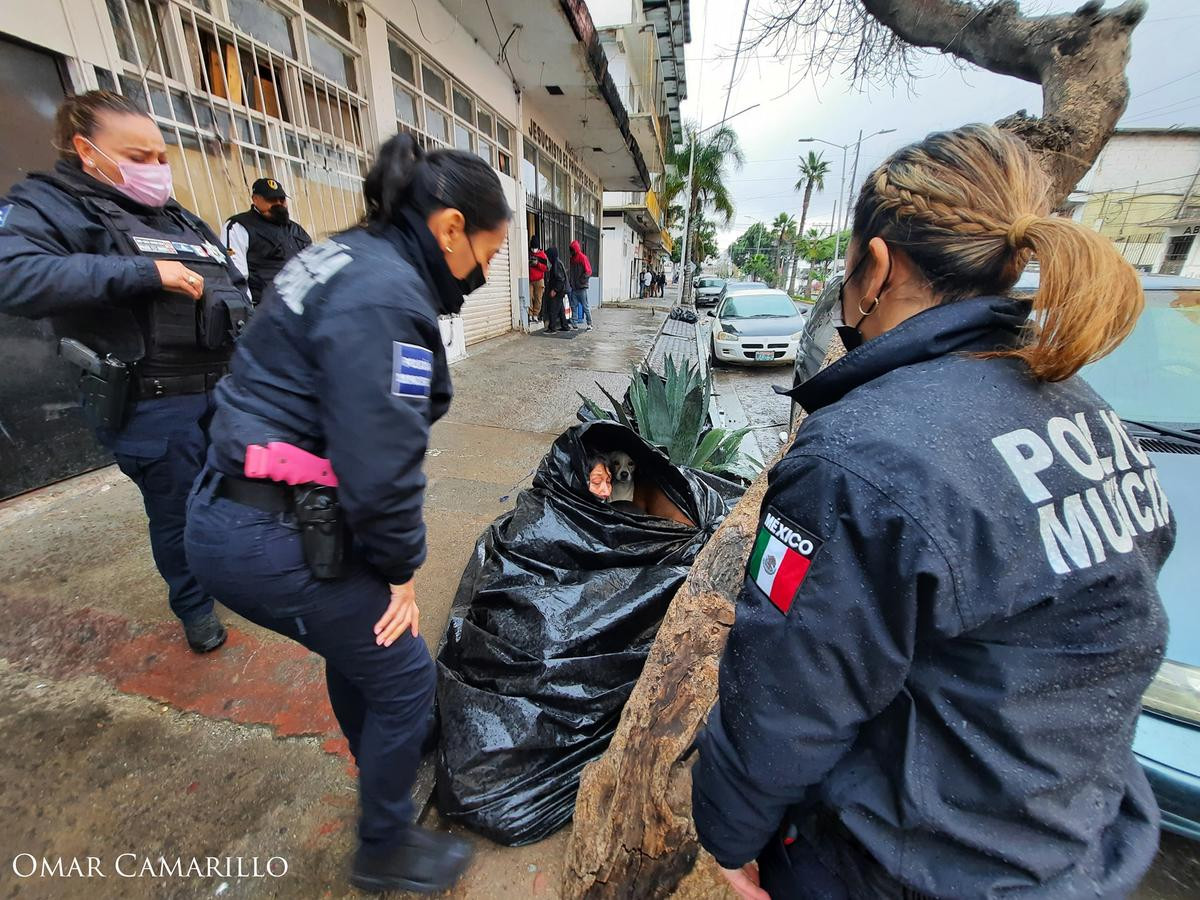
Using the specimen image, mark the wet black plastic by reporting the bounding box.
[435,421,742,845]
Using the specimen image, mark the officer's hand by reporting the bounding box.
[719,864,769,900]
[155,260,205,301]
[376,580,419,646]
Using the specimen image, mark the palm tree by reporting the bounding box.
[801,226,824,299]
[665,123,745,286]
[770,213,797,286]
[790,151,833,293]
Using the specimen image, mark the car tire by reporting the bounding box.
[710,337,729,368]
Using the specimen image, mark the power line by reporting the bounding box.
[720,0,752,126]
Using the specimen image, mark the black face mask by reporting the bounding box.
[835,248,892,352]
[267,204,289,224]
[456,231,487,296]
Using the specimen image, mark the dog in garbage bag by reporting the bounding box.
[434,421,743,845]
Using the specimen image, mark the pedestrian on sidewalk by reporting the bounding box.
[569,239,592,329]
[528,243,547,322]
[693,125,1173,900]
[543,246,569,332]
[0,90,249,653]
[184,135,511,895]
[641,268,653,299]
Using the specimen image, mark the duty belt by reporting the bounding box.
[133,368,227,400]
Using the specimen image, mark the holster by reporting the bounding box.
[293,485,347,580]
[79,368,131,430]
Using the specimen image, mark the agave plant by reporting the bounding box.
[579,356,761,482]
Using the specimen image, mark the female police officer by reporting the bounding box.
[0,91,248,653]
[693,125,1175,899]
[184,134,509,893]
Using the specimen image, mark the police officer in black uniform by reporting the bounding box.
[692,125,1176,899]
[223,177,311,305]
[183,135,510,893]
[0,91,250,653]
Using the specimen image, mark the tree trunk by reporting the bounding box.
[563,3,1147,896]
[793,183,815,296]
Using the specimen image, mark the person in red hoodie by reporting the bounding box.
[568,239,593,330]
[528,243,548,322]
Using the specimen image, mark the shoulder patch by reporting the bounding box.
[0,204,11,229]
[747,508,823,615]
[392,342,433,399]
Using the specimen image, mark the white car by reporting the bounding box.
[708,288,808,366]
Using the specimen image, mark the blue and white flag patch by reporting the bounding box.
[0,204,11,229]
[392,342,433,399]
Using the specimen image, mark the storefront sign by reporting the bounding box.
[527,118,598,196]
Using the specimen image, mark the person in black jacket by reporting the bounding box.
[543,245,570,332]
[0,90,250,653]
[184,135,509,893]
[223,177,312,305]
[692,124,1175,899]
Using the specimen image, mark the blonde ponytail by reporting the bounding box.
[853,124,1144,382]
[986,215,1143,381]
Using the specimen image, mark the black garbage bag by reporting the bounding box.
[435,421,742,845]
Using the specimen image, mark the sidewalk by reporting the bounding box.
[0,307,665,899]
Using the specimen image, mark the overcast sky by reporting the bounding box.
[676,0,1200,250]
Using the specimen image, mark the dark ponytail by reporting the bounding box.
[363,133,510,234]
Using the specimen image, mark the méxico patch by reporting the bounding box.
[747,508,822,615]
[391,341,433,399]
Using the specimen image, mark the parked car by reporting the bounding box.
[787,271,1200,839]
[694,277,727,306]
[707,288,807,366]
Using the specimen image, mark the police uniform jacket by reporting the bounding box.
[692,295,1175,898]
[207,207,461,586]
[0,160,247,371]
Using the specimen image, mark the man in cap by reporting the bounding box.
[224,177,312,304]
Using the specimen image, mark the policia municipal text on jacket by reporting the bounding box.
[692,125,1176,900]
[183,135,511,894]
[0,91,251,654]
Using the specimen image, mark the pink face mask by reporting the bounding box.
[84,138,174,208]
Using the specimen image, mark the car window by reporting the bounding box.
[1080,288,1200,428]
[721,293,797,318]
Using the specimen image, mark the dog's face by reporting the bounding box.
[607,451,636,485]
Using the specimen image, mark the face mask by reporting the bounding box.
[84,138,173,208]
[455,231,487,295]
[834,249,892,352]
[268,204,290,224]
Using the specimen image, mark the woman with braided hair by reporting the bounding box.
[692,124,1174,900]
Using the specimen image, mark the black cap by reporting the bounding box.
[251,177,287,199]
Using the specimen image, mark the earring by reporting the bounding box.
[445,245,453,253]
[858,295,880,318]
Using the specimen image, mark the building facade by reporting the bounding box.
[0,0,682,496]
[1063,128,1200,277]
[593,0,688,302]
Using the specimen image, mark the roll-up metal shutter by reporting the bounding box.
[461,238,512,345]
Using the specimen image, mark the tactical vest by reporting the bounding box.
[83,196,250,377]
[226,210,311,304]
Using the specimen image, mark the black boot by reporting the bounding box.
[183,612,227,653]
[349,827,473,894]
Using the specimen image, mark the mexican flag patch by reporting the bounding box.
[747,509,822,615]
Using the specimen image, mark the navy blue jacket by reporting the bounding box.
[692,296,1174,898]
[207,209,463,585]
[0,161,247,358]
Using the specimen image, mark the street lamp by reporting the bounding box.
[798,128,895,270]
[677,103,761,299]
